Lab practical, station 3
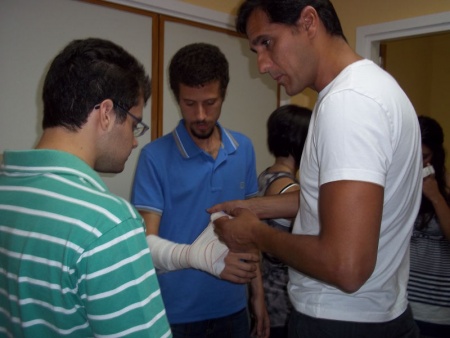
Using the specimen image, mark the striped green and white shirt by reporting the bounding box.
[0,150,171,338]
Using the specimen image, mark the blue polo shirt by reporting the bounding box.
[132,120,258,324]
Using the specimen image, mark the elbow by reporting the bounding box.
[335,277,368,294]
[330,261,375,294]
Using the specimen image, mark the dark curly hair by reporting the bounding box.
[418,115,449,228]
[169,43,229,101]
[267,104,312,166]
[236,0,346,41]
[42,38,151,131]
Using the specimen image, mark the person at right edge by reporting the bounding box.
[407,115,450,338]
[209,1,422,337]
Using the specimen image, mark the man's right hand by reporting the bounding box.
[219,251,260,284]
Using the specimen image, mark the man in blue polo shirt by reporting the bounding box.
[131,43,269,338]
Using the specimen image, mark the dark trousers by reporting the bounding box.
[415,320,450,338]
[170,308,250,338]
[288,306,420,338]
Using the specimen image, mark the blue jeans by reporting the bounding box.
[288,306,419,338]
[170,308,250,338]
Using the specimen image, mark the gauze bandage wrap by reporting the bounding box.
[146,220,229,277]
[422,165,435,178]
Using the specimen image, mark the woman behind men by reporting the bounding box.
[258,104,312,338]
[407,115,450,338]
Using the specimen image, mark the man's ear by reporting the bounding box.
[296,6,317,37]
[96,99,116,132]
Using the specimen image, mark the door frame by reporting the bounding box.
[356,11,450,64]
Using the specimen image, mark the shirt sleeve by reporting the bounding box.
[77,218,171,337]
[315,90,392,187]
[131,147,164,215]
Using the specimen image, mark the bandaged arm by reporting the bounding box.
[146,221,229,277]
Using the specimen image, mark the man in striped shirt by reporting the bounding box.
[0,38,171,337]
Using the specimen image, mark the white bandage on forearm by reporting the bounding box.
[146,222,229,277]
[189,222,229,276]
[146,235,190,272]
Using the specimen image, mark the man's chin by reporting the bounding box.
[194,134,212,140]
[192,128,214,140]
[95,165,125,174]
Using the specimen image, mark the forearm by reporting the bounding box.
[254,228,328,285]
[214,213,354,289]
[430,195,450,240]
[254,226,373,293]
[252,182,381,293]
[249,191,299,219]
[146,235,190,272]
[249,256,270,338]
[146,223,229,276]
[421,178,450,239]
[249,254,264,302]
[214,182,381,293]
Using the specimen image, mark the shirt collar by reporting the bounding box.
[2,149,108,192]
[172,120,239,159]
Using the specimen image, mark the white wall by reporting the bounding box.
[0,0,150,200]
[1,0,277,199]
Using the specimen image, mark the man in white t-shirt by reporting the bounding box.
[209,1,422,337]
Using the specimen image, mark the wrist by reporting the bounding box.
[429,194,445,207]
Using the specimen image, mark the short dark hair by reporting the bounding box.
[236,0,346,41]
[267,104,312,165]
[169,43,229,101]
[42,38,151,130]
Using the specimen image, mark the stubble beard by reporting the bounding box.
[190,123,215,140]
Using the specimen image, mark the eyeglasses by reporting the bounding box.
[94,102,149,137]
[114,103,149,137]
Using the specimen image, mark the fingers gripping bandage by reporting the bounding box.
[146,221,229,277]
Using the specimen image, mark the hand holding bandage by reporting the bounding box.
[146,218,229,277]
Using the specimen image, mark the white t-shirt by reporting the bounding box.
[289,59,422,323]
